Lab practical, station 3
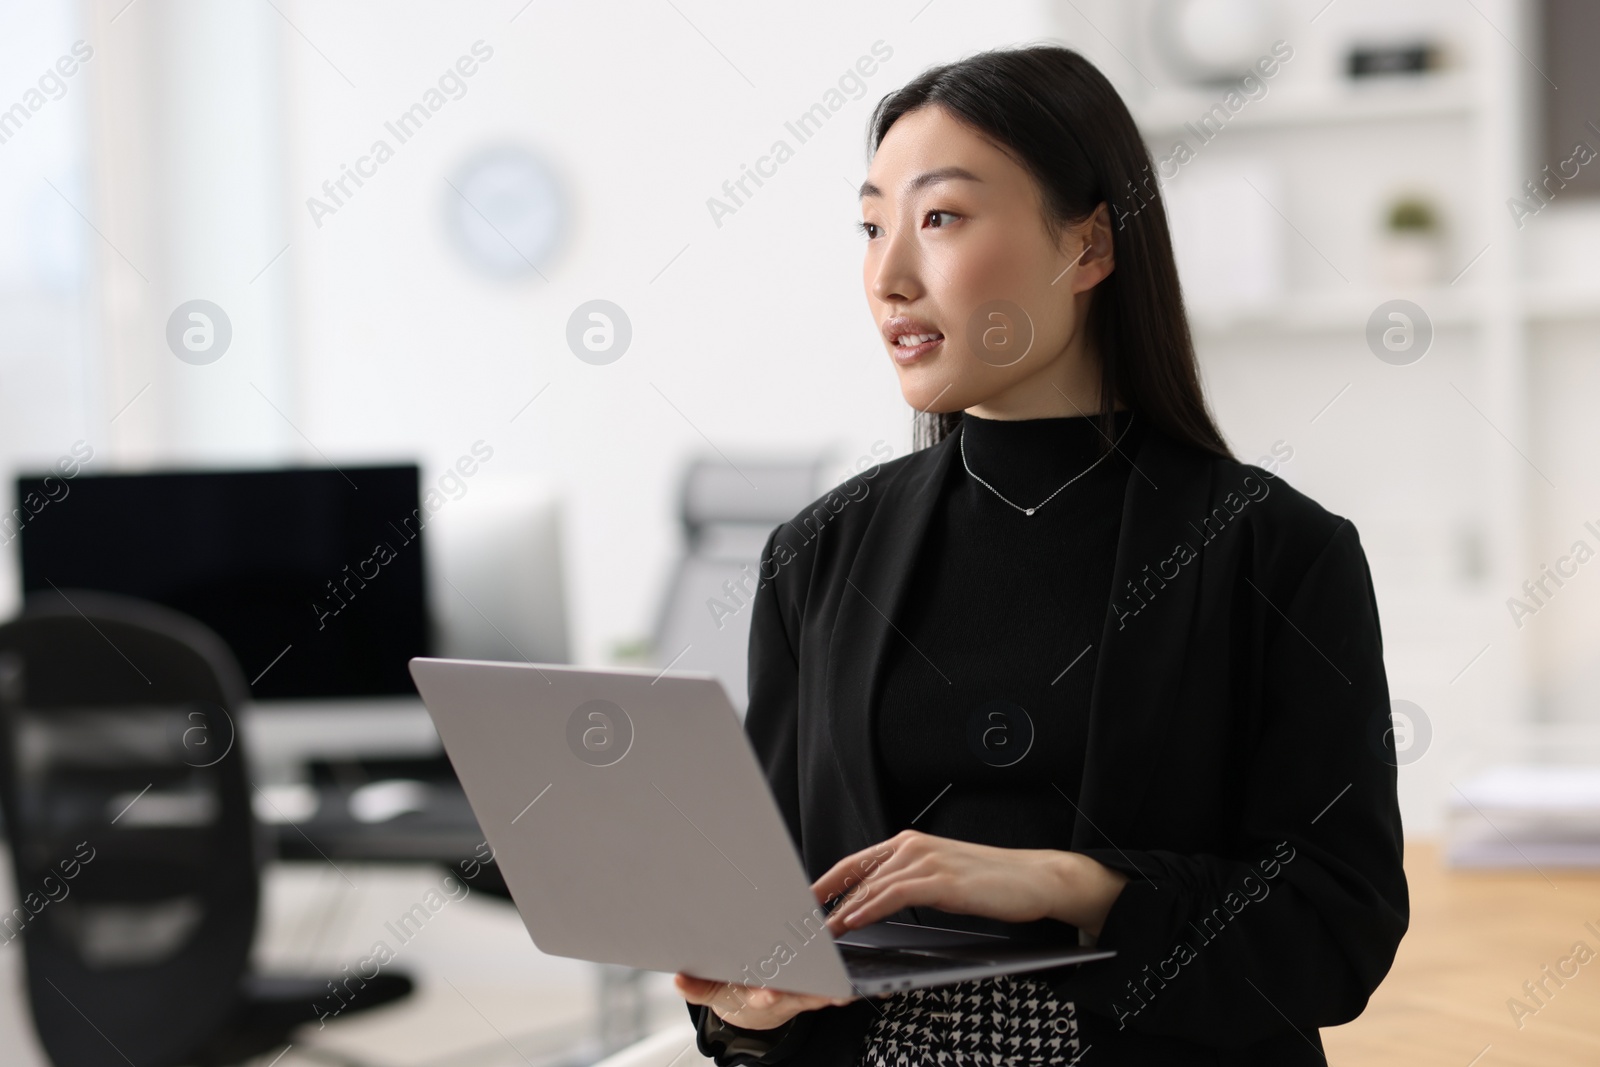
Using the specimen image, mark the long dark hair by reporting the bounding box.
[868,45,1232,459]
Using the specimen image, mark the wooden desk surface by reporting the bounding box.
[1324,839,1600,1066]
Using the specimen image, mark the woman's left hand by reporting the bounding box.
[811,829,1129,939]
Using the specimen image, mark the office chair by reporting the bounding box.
[0,591,412,1067]
[652,456,833,718]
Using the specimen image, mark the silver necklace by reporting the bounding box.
[959,413,1135,517]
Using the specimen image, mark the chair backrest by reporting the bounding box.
[654,457,830,716]
[0,591,259,1067]
[677,458,830,550]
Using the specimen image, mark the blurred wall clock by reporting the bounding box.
[445,144,566,278]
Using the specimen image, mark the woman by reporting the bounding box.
[676,45,1407,1066]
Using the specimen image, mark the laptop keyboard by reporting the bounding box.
[837,943,971,980]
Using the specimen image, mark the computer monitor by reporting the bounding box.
[13,464,430,701]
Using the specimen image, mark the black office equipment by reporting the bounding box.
[0,592,413,1066]
[15,465,429,700]
[1346,42,1440,78]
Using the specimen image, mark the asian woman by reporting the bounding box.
[675,44,1408,1067]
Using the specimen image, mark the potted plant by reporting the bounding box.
[1376,193,1445,286]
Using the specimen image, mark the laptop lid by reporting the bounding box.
[408,658,856,997]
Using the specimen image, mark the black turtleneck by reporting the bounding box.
[872,409,1140,930]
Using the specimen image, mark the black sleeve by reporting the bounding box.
[740,524,806,850]
[690,1003,814,1065]
[682,524,822,1064]
[1052,519,1410,1048]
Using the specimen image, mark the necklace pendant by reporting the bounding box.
[1024,507,1036,516]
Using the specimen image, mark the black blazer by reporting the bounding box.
[690,424,1409,1066]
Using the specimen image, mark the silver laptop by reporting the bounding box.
[408,658,1115,997]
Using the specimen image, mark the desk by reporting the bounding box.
[243,698,646,1049]
[1325,840,1600,1066]
[244,698,442,783]
[244,699,499,886]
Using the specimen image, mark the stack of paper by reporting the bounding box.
[1448,765,1600,868]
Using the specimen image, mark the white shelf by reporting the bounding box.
[1523,279,1600,322]
[1185,280,1600,335]
[1134,72,1479,137]
[1188,284,1487,335]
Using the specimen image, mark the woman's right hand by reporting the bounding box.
[674,972,858,1031]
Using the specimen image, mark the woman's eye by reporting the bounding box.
[924,210,958,229]
[857,220,881,239]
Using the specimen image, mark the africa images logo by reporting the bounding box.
[166,300,232,365]
[566,699,633,767]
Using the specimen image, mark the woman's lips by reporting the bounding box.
[890,333,944,365]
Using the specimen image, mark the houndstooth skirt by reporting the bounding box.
[856,974,1084,1067]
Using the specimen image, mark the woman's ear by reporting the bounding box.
[1053,202,1115,294]
[1075,201,1115,289]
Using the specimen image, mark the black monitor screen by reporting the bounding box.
[15,465,429,700]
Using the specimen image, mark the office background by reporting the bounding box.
[2,0,1599,1064]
